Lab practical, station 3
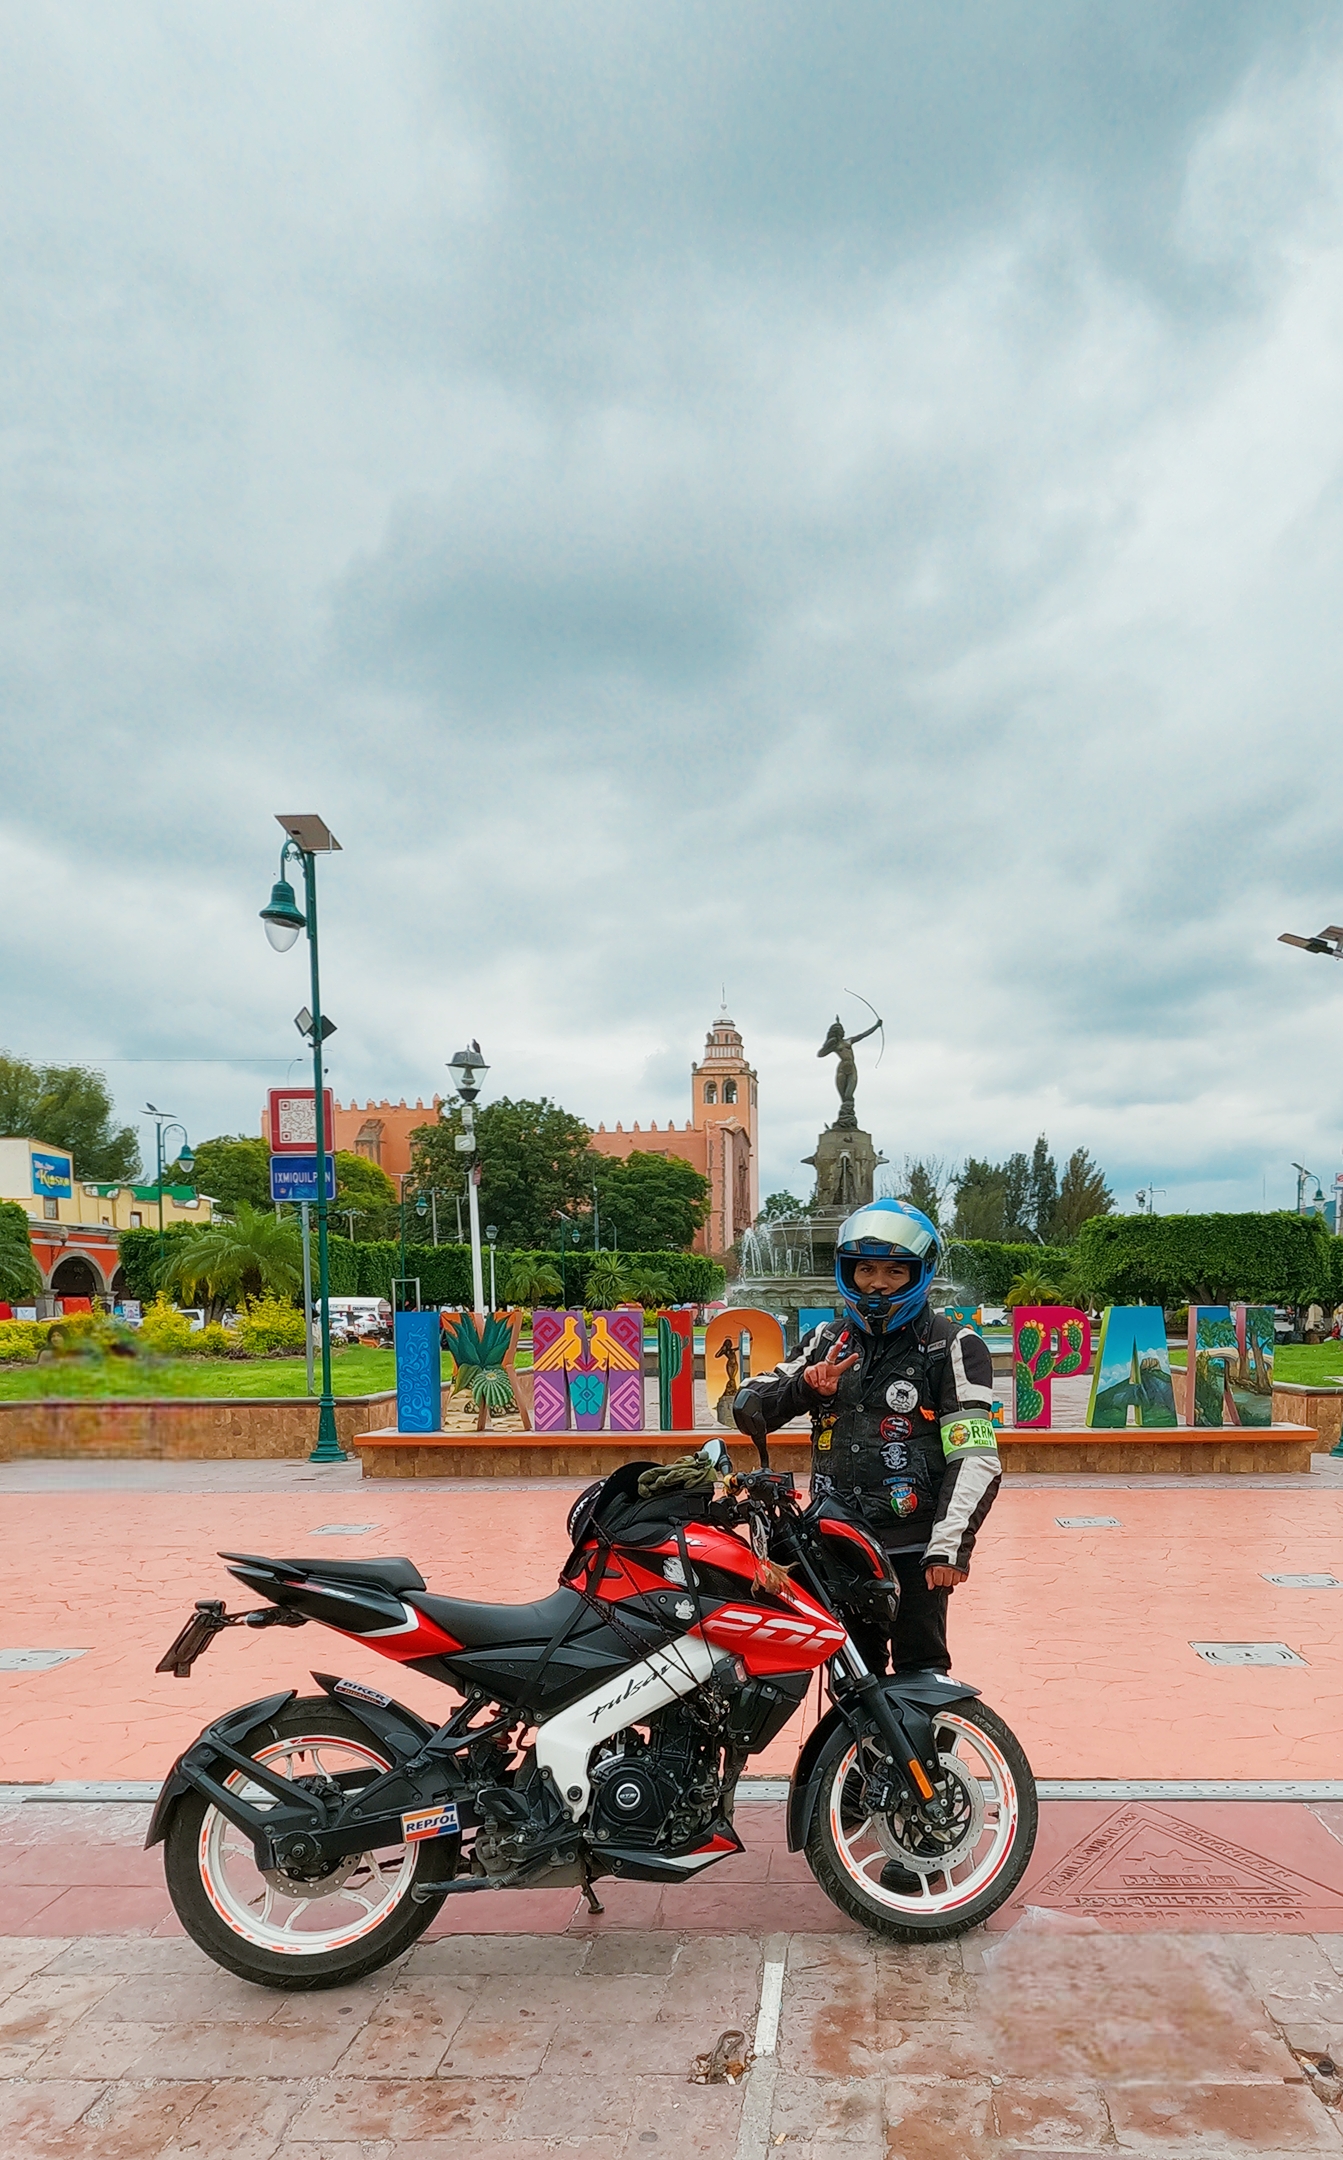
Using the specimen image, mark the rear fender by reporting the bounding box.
[144,1690,296,1850]
[308,1671,438,1761]
[785,1672,982,1853]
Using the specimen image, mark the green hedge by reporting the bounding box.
[941,1239,1074,1302]
[353,1243,725,1306]
[1072,1211,1337,1306]
[119,1223,361,1305]
[116,1227,722,1310]
[115,1223,197,1301]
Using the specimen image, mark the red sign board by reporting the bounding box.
[268,1088,335,1154]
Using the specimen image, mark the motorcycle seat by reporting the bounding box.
[410,1584,591,1649]
[221,1552,427,1594]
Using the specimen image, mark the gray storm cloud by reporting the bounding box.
[0,1,1340,1210]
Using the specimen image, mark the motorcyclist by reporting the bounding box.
[732,1199,1000,1681]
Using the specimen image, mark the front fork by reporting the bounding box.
[831,1643,947,1816]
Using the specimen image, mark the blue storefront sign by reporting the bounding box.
[268,1153,336,1203]
[31,1151,72,1199]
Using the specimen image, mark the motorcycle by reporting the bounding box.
[147,1447,1037,1989]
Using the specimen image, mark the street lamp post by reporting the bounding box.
[591,1182,600,1252]
[144,1106,194,1269]
[259,812,344,1464]
[446,1044,489,1314]
[486,1224,498,1309]
[397,1173,414,1306]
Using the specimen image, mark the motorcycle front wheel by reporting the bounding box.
[805,1699,1037,1941]
[162,1697,458,1990]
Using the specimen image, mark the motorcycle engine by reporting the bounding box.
[589,1702,725,1850]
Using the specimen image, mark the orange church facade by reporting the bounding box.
[588,1008,758,1258]
[309,1008,758,1259]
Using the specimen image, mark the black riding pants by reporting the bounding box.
[847,1554,951,1676]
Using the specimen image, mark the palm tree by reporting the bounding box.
[585,1254,634,1310]
[504,1254,563,1306]
[625,1266,672,1310]
[1003,1270,1066,1309]
[158,1203,302,1317]
[0,1211,41,1303]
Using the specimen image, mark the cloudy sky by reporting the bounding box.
[4,1,1343,1217]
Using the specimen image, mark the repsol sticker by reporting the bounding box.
[402,1803,460,1843]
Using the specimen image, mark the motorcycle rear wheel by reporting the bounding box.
[162,1697,458,1990]
[805,1700,1037,1941]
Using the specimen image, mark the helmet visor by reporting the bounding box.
[835,1205,940,1264]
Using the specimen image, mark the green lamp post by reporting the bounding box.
[260,813,344,1464]
[144,1107,193,1267]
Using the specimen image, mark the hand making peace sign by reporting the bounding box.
[802,1333,861,1397]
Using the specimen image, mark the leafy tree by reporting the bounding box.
[1001,1153,1033,1238]
[158,1204,302,1317]
[590,1151,710,1252]
[757,1192,811,1224]
[182,1136,272,1214]
[0,1200,41,1302]
[895,1157,956,1226]
[333,1153,398,1240]
[0,1053,140,1182]
[953,1160,1007,1240]
[1028,1136,1058,1241]
[1052,1148,1114,1244]
[409,1098,594,1247]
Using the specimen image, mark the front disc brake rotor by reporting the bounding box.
[873,1759,984,1874]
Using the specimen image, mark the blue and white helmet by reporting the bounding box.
[834,1199,941,1334]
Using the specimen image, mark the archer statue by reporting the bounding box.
[818,1010,883,1129]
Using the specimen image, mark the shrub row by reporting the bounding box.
[347,1242,725,1307]
[941,1240,1075,1302]
[1071,1211,1338,1307]
[115,1228,723,1311]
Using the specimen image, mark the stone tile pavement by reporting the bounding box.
[6,1918,1343,2156]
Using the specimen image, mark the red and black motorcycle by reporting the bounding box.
[149,1452,1036,1988]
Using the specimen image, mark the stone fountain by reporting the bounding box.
[727,1011,887,1347]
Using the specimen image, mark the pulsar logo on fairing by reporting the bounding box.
[587,1668,663,1724]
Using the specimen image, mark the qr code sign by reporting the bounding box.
[277,1099,316,1146]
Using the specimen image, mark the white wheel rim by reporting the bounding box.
[198,1731,420,1956]
[826,1712,1019,1916]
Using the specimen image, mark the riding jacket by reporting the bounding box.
[733,1307,1000,1573]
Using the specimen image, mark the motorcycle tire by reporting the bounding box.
[162,1696,459,1991]
[804,1699,1037,1942]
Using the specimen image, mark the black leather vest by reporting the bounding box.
[810,1325,948,1539]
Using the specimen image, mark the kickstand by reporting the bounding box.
[580,1869,605,1916]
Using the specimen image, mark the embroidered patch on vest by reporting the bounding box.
[885,1380,920,1413]
[941,1416,997,1453]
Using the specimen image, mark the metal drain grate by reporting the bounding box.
[1056,1517,1121,1528]
[309,1524,380,1536]
[0,1649,88,1672]
[1190,1641,1306,1665]
[1262,1573,1339,1588]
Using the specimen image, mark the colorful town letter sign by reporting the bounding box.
[1086,1307,1178,1428]
[1012,1306,1091,1429]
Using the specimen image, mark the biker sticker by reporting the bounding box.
[335,1678,392,1709]
[885,1380,920,1413]
[886,1479,919,1518]
[402,1802,460,1843]
[880,1439,910,1471]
